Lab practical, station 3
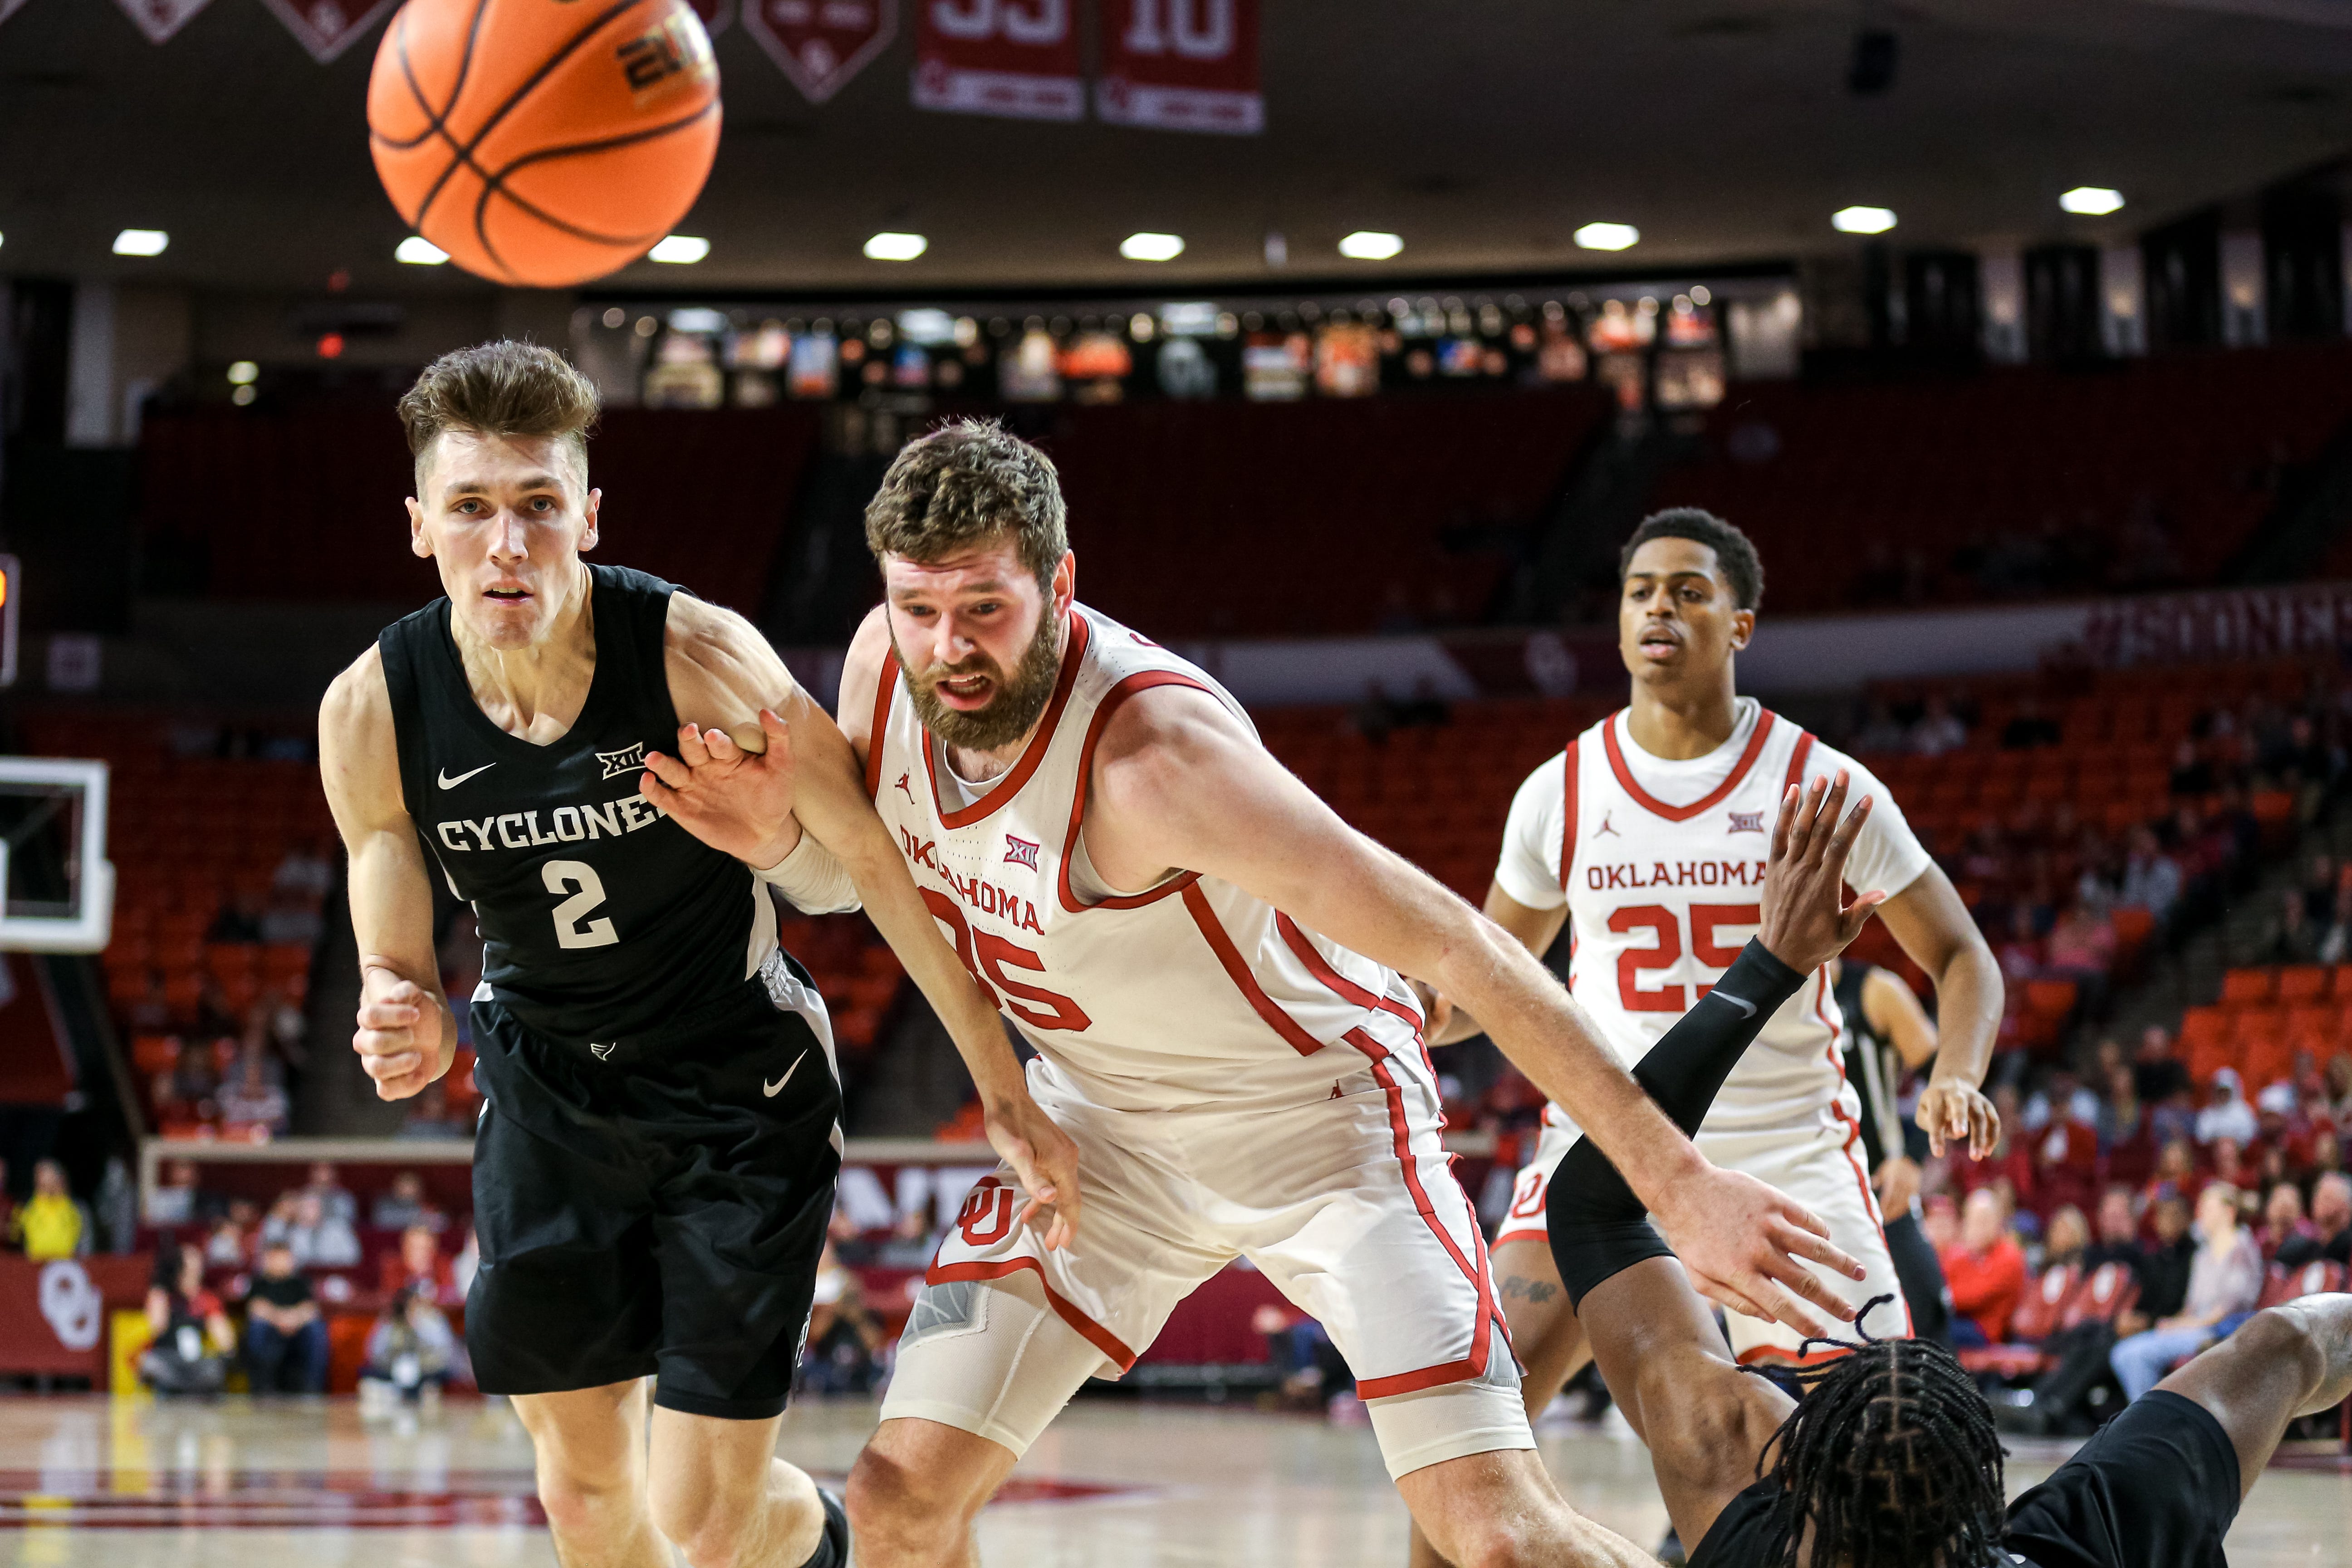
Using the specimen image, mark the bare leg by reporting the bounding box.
[845,1416,1019,1568]
[1406,1238,1592,1568]
[2154,1294,2352,1501]
[514,1381,670,1568]
[647,1405,828,1568]
[1395,1447,1658,1568]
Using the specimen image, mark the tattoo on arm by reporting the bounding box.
[1500,1275,1559,1305]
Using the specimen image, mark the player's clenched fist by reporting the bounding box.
[353,957,451,1102]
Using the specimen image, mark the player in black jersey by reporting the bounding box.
[1547,773,2352,1568]
[1826,954,1953,1343]
[319,343,1078,1568]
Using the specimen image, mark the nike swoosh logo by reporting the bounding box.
[438,763,495,789]
[763,1048,809,1098]
[1714,991,1758,1019]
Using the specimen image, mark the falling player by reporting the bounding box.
[320,346,1077,1568]
[1408,509,2001,1565]
[1550,772,2352,1568]
[651,421,1872,1568]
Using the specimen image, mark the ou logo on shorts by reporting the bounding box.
[956,1178,1017,1246]
[39,1260,103,1352]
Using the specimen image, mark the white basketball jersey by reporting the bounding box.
[1494,700,1932,1136]
[865,604,1429,1112]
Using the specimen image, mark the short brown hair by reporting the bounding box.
[864,419,1068,589]
[397,340,599,490]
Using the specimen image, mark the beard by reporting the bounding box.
[897,608,1066,753]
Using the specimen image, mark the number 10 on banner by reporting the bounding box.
[1097,0,1261,133]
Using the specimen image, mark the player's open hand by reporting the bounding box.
[1757,769,1884,975]
[641,708,804,871]
[353,957,450,1101]
[1650,1159,1865,1340]
[982,1092,1083,1251]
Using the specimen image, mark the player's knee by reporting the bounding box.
[2220,1305,2329,1389]
[646,1479,745,1568]
[845,1446,975,1557]
[535,1462,637,1541]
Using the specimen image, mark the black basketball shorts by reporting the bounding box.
[2000,1389,2241,1568]
[464,952,843,1421]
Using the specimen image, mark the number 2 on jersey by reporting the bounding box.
[1609,902,1759,1011]
[543,859,619,949]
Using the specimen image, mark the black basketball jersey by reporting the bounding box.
[1834,959,1904,1172]
[379,564,769,1045]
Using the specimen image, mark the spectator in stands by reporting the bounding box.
[2096,1062,2145,1152]
[2298,853,2337,927]
[2256,886,2323,965]
[2021,1066,2098,1134]
[799,1241,888,1396]
[7,1159,83,1259]
[2040,1204,2090,1272]
[202,1215,248,1269]
[1994,906,2042,985]
[2117,828,2182,925]
[2208,1137,2250,1199]
[145,1158,201,1228]
[2120,1192,2196,1340]
[394,1080,470,1141]
[124,971,172,1034]
[2144,1137,2202,1210]
[370,1170,444,1232]
[258,891,322,948]
[2311,1127,2346,1187]
[300,1161,356,1225]
[1852,698,1907,755]
[205,888,265,945]
[265,1190,360,1269]
[243,1239,328,1394]
[141,1242,233,1396]
[216,1041,289,1136]
[93,1156,136,1255]
[2132,1023,2190,1106]
[2001,696,2061,750]
[380,1224,458,1306]
[2278,1172,2351,1268]
[2167,739,2215,799]
[2317,882,2352,966]
[2109,1181,2263,1402]
[1908,692,1966,757]
[1920,1192,1958,1255]
[2258,1181,2317,1262]
[358,1284,461,1410]
[1939,1188,2027,1348]
[2041,905,2116,1013]
[2033,1105,2101,1218]
[2085,1186,2146,1284]
[272,836,334,903]
[2195,1067,2259,1147]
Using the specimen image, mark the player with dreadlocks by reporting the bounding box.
[1554,767,2352,1568]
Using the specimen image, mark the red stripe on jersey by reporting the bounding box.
[1602,709,1779,823]
[1782,726,1817,795]
[1055,669,1212,915]
[921,612,1094,830]
[1182,883,1325,1055]
[924,1256,1139,1370]
[865,651,899,802]
[1340,1026,1502,1398]
[1274,914,1425,1033]
[1558,738,1581,890]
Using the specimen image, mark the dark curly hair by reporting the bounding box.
[864,418,1069,593]
[1619,507,1765,610]
[1745,1297,2009,1568]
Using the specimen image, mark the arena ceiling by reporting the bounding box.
[1,0,2350,296]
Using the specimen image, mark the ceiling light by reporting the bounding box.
[1338,231,1403,260]
[1831,206,1897,235]
[2060,186,2125,216]
[113,229,168,256]
[1574,222,1640,252]
[1120,232,1185,262]
[864,231,927,261]
[395,235,448,265]
[647,234,709,264]
[226,361,258,385]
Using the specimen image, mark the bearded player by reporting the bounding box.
[1409,509,2001,1565]
[653,421,1874,1568]
[319,346,1076,1568]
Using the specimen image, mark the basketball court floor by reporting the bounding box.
[1,1393,2346,1565]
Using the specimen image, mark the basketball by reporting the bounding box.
[366,0,721,288]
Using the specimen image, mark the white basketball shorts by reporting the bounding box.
[1494,1108,1909,1362]
[882,1025,1532,1479]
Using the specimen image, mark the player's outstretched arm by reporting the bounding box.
[1083,686,1868,1336]
[319,648,457,1101]
[649,600,1081,1248]
[1874,863,2003,1160]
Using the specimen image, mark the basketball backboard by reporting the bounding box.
[0,758,113,953]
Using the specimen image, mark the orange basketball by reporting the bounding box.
[367,0,722,288]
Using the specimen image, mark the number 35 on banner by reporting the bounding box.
[914,0,1085,120]
[1098,0,1262,135]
